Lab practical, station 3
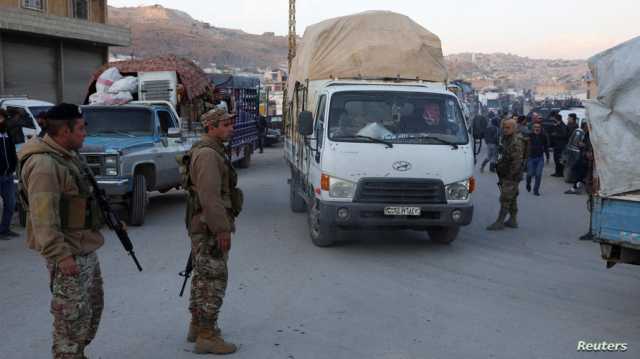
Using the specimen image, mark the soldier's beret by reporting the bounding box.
[201,108,236,127]
[46,103,82,121]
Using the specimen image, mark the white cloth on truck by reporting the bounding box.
[108,76,138,94]
[88,92,133,106]
[584,35,640,196]
[96,67,123,93]
[287,11,447,101]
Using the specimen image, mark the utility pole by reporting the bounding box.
[284,0,296,134]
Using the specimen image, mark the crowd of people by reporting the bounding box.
[477,110,593,197]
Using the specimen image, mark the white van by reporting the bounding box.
[286,80,475,246]
[0,98,53,142]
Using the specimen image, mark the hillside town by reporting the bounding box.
[0,1,639,359]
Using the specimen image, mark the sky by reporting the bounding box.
[108,0,639,60]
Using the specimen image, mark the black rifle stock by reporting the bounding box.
[178,250,193,297]
[82,165,143,272]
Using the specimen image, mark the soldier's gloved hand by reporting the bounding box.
[58,256,80,276]
[216,232,232,252]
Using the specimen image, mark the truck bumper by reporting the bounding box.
[319,201,473,230]
[96,177,132,196]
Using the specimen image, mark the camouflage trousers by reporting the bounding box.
[189,233,229,328]
[47,252,103,359]
[499,180,520,215]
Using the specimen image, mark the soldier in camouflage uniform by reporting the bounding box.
[487,118,525,231]
[18,104,105,359]
[183,108,243,354]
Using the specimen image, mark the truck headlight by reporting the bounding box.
[328,176,356,199]
[446,179,472,201]
[104,155,118,176]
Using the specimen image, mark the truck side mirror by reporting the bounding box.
[168,127,182,138]
[298,111,314,136]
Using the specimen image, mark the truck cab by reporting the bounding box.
[287,81,475,246]
[79,103,187,225]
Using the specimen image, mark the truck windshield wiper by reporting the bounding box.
[401,135,459,149]
[333,135,394,148]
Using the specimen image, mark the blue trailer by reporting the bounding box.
[592,195,640,267]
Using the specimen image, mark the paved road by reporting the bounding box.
[1,146,639,359]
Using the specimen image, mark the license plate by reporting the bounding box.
[384,206,421,216]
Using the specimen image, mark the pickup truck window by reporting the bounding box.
[328,91,469,145]
[157,110,175,135]
[84,109,154,137]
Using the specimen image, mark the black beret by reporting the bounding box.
[45,103,82,121]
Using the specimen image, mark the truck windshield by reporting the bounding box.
[83,109,154,137]
[328,91,469,145]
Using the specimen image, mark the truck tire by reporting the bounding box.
[428,226,459,244]
[238,145,252,169]
[308,201,336,247]
[128,174,147,226]
[289,173,306,213]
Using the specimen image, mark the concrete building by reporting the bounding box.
[0,0,130,104]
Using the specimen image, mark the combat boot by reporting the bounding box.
[195,328,237,354]
[486,209,508,231]
[187,321,221,343]
[504,213,518,228]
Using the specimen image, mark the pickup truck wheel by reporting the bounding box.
[289,173,306,213]
[238,145,252,169]
[428,226,460,244]
[128,174,147,226]
[308,201,336,247]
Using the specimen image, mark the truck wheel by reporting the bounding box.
[290,173,306,213]
[428,226,459,244]
[128,174,147,226]
[308,201,336,247]
[238,145,252,169]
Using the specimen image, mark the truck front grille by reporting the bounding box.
[354,178,446,204]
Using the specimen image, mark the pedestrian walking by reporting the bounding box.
[183,108,243,354]
[0,109,18,239]
[565,122,593,195]
[17,103,105,358]
[487,119,525,231]
[549,113,569,177]
[257,115,267,153]
[480,117,499,173]
[525,122,550,196]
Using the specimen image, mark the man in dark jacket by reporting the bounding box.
[526,123,550,196]
[549,113,569,177]
[0,109,18,239]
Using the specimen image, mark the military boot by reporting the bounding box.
[504,212,518,228]
[187,321,221,343]
[486,208,508,231]
[194,328,237,355]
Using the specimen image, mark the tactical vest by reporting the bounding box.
[18,152,104,231]
[496,134,526,182]
[177,141,243,232]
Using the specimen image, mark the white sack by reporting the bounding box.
[108,76,138,94]
[96,67,123,93]
[585,35,640,196]
[88,92,133,105]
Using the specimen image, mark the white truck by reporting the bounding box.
[284,12,475,246]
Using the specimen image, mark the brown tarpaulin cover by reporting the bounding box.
[287,11,447,99]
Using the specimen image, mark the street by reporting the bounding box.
[1,145,639,359]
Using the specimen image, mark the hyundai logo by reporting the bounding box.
[392,161,412,172]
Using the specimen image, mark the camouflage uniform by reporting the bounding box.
[18,136,105,359]
[186,134,242,330]
[488,133,525,230]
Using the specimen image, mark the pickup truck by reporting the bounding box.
[78,103,188,226]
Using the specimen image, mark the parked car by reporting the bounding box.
[0,97,53,143]
[265,115,283,145]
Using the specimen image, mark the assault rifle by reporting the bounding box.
[82,165,143,272]
[178,251,193,297]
